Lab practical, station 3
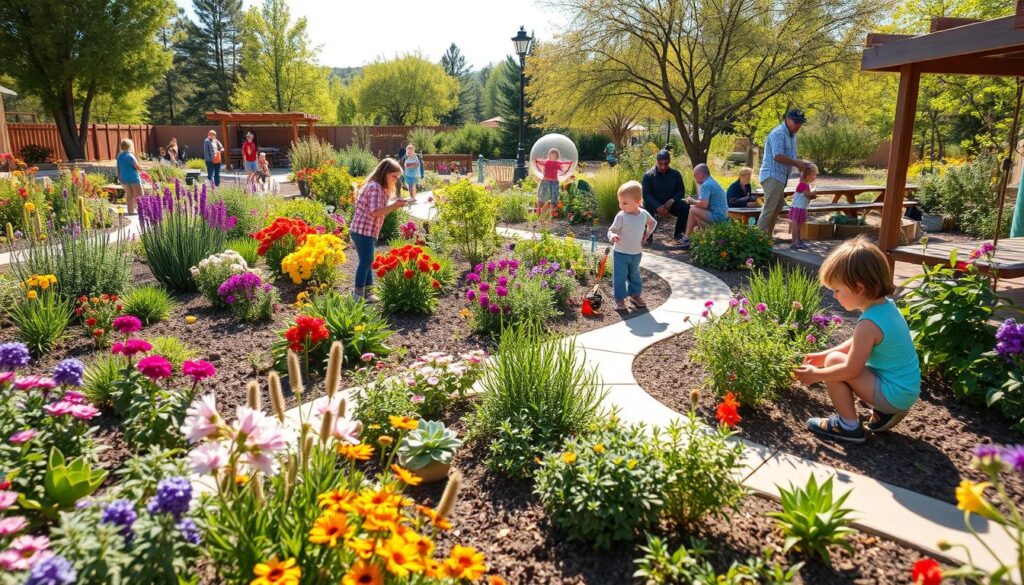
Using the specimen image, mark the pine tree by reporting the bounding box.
[496,56,540,158]
[439,43,469,126]
[178,0,244,123]
[147,8,191,125]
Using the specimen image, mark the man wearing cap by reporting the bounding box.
[757,109,812,236]
[641,149,688,245]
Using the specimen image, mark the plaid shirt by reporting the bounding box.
[759,122,797,184]
[351,180,387,238]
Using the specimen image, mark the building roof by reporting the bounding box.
[0,85,16,97]
[205,110,321,123]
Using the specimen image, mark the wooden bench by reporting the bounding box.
[889,237,1024,281]
[727,201,920,222]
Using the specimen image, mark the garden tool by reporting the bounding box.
[583,246,612,315]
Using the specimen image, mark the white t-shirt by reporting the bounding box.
[607,209,656,255]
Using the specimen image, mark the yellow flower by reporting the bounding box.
[378,536,425,577]
[308,511,352,547]
[416,504,453,530]
[38,234,46,241]
[251,557,300,585]
[317,489,354,512]
[25,290,38,300]
[627,459,638,469]
[185,315,197,324]
[23,202,35,213]
[342,560,384,585]
[459,308,471,319]
[391,464,423,486]
[338,442,374,461]
[592,443,605,454]
[389,415,418,431]
[442,544,487,581]
[354,324,366,333]
[956,480,1001,521]
[562,452,577,464]
[347,537,378,560]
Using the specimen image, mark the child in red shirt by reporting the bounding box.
[534,148,572,215]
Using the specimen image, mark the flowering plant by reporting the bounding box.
[281,233,347,286]
[10,274,72,357]
[189,249,256,308]
[252,216,318,277]
[373,244,444,314]
[463,258,557,334]
[399,221,418,240]
[526,258,578,307]
[514,231,590,281]
[74,293,123,348]
[395,351,488,417]
[217,272,278,322]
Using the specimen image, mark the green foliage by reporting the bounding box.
[495,189,534,223]
[149,161,186,183]
[742,263,823,332]
[275,291,394,374]
[932,154,1006,238]
[310,165,355,209]
[535,420,666,549]
[693,300,806,406]
[140,203,228,293]
[226,237,260,266]
[434,179,499,264]
[397,420,463,470]
[437,124,502,157]
[690,221,773,271]
[767,475,857,565]
[149,336,200,370]
[419,171,447,192]
[12,227,133,299]
[10,289,73,357]
[288,135,336,173]
[185,158,207,171]
[352,55,459,125]
[514,231,591,278]
[191,250,252,309]
[120,284,177,325]
[465,262,560,335]
[337,146,378,177]
[112,366,196,451]
[469,325,606,478]
[485,410,554,479]
[652,409,747,527]
[217,187,267,240]
[406,128,439,153]
[375,244,445,315]
[619,143,661,179]
[0,275,20,323]
[634,535,802,584]
[798,124,879,174]
[560,179,600,225]
[351,377,417,446]
[269,196,331,229]
[42,447,108,509]
[377,208,406,244]
[591,165,631,221]
[82,354,127,409]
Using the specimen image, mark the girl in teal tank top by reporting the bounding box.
[794,237,921,445]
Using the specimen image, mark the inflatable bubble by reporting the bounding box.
[529,133,579,184]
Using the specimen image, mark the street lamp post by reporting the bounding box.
[512,26,533,183]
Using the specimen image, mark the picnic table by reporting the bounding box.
[727,200,920,222]
[889,237,1024,281]
[752,184,918,204]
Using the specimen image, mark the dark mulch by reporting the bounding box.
[400,402,924,584]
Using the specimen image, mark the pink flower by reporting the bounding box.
[0,491,17,510]
[332,418,362,445]
[137,355,173,380]
[745,257,754,267]
[755,302,767,312]
[427,376,440,386]
[0,371,14,385]
[124,338,152,355]
[181,394,222,443]
[1,535,50,570]
[69,404,100,420]
[112,315,142,334]
[806,334,817,344]
[831,315,843,325]
[14,376,56,391]
[9,429,35,444]
[729,298,739,307]
[43,401,74,417]
[701,310,709,318]
[0,516,28,536]
[61,391,86,404]
[411,394,425,404]
[738,308,749,317]
[188,442,230,474]
[704,301,714,308]
[233,406,287,476]
[360,353,375,362]
[182,360,216,382]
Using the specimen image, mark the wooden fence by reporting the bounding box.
[8,123,154,162]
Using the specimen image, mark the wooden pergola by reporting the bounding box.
[204,110,321,170]
[863,11,1024,275]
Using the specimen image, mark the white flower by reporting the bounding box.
[232,406,287,476]
[189,442,230,474]
[181,394,222,443]
[332,418,361,444]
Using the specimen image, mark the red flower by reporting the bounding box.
[376,270,386,278]
[284,314,330,352]
[911,559,942,585]
[85,318,97,327]
[431,279,440,289]
[101,293,110,301]
[78,295,87,304]
[403,269,414,279]
[715,392,741,427]
[431,262,441,271]
[74,307,83,316]
[417,260,430,273]
[93,328,105,338]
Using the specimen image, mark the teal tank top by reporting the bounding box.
[858,298,920,410]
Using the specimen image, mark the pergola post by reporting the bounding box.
[220,120,230,170]
[291,122,299,145]
[878,64,921,269]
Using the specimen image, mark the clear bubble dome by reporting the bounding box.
[529,133,579,183]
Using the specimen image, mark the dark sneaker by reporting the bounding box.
[614,299,627,311]
[630,294,647,308]
[807,415,866,444]
[867,409,909,433]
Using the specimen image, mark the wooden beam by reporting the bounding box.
[1017,0,1024,28]
[930,17,981,32]
[865,33,913,47]
[869,55,1024,76]
[220,121,229,171]
[879,65,921,271]
[862,16,1024,71]
[291,122,298,145]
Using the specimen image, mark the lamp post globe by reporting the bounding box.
[512,26,532,183]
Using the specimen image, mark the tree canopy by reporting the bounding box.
[178,0,244,123]
[351,55,459,126]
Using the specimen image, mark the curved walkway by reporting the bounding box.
[407,193,1013,573]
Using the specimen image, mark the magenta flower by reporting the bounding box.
[61,391,86,404]
[69,404,100,420]
[43,401,75,417]
[0,371,13,385]
[738,308,749,317]
[9,429,36,444]
[182,360,216,382]
[704,301,714,308]
[745,258,754,267]
[729,298,739,307]
[488,304,501,314]
[496,285,508,297]
[113,338,153,356]
[755,302,767,313]
[0,516,28,536]
[701,310,709,318]
[806,334,817,344]
[0,535,49,571]
[14,376,56,391]
[137,355,173,380]
[112,315,143,335]
[479,282,490,293]
[465,289,476,301]
[831,315,843,325]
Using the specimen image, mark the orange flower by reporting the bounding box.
[416,504,453,530]
[442,544,487,581]
[339,443,375,461]
[489,577,508,585]
[716,393,741,427]
[342,560,384,585]
[391,464,423,486]
[378,536,425,577]
[347,537,378,560]
[389,415,418,431]
[308,511,352,547]
[317,489,355,512]
[251,557,300,585]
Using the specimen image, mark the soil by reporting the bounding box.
[400,402,926,585]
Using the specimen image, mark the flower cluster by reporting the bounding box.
[715,392,741,427]
[372,244,444,314]
[995,318,1023,363]
[464,258,521,317]
[217,272,278,322]
[968,241,996,262]
[138,183,236,232]
[527,258,577,306]
[0,342,31,371]
[182,395,288,477]
[399,220,418,240]
[281,233,347,285]
[21,274,57,301]
[252,217,317,257]
[75,294,123,347]
[284,315,330,353]
[190,249,258,308]
[396,350,488,416]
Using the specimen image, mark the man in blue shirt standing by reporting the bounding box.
[757,109,812,236]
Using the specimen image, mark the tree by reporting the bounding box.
[482,63,504,120]
[495,55,541,158]
[178,0,244,123]
[90,88,154,124]
[351,55,459,125]
[440,43,470,125]
[147,8,192,125]
[233,0,336,121]
[335,82,357,125]
[544,0,878,164]
[0,0,173,160]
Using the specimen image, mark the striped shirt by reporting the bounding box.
[351,180,387,238]
[759,122,798,184]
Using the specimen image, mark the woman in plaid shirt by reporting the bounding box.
[351,158,408,301]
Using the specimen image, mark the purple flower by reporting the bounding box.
[479,282,490,293]
[497,276,508,286]
[488,304,501,314]
[738,308,748,317]
[52,359,85,387]
[25,555,76,585]
[478,294,489,307]
[487,261,496,272]
[496,286,508,297]
[466,289,476,301]
[147,477,192,518]
[995,319,1024,360]
[101,499,137,538]
[465,273,480,283]
[0,343,31,371]
[755,303,768,313]
[1003,445,1024,474]
[177,518,201,545]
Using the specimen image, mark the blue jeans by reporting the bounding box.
[613,251,642,300]
[205,161,221,186]
[351,232,377,289]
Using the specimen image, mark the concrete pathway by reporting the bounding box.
[0,214,139,267]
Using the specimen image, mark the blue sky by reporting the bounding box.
[176,0,565,71]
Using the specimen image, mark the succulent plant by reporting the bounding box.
[397,420,463,470]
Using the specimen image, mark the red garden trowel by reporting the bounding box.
[582,246,612,316]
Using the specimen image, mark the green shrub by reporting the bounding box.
[216,187,267,240]
[337,146,378,177]
[420,171,446,192]
[191,250,252,309]
[139,195,229,293]
[148,162,186,183]
[742,262,823,331]
[560,179,599,225]
[437,124,501,157]
[514,231,590,278]
[495,189,534,223]
[288,135,335,172]
[464,261,558,335]
[185,158,207,171]
[10,286,73,356]
[434,180,498,264]
[226,237,259,266]
[468,325,606,478]
[591,166,630,221]
[0,275,20,323]
[692,299,806,406]
[11,228,133,299]
[634,535,802,584]
[406,128,439,154]
[690,220,772,271]
[535,420,666,549]
[149,336,200,370]
[798,124,878,174]
[377,208,406,244]
[351,376,417,446]
[766,475,857,565]
[486,410,555,479]
[120,285,177,325]
[374,244,445,315]
[270,197,330,229]
[651,406,747,527]
[942,153,1006,238]
[618,143,660,180]
[309,165,354,209]
[273,291,394,375]
[82,354,128,409]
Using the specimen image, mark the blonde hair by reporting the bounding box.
[738,167,752,177]
[365,157,403,196]
[119,138,133,152]
[802,162,818,178]
[617,180,643,201]
[819,236,894,300]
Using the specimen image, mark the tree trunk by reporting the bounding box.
[51,81,95,161]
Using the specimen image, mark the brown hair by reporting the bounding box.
[819,236,894,299]
[366,157,403,196]
[617,180,643,202]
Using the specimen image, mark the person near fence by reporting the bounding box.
[642,149,688,245]
[756,108,812,236]
[400,143,423,199]
[242,132,259,185]
[167,137,182,165]
[203,130,225,187]
[350,158,409,302]
[676,164,728,249]
[116,138,143,215]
